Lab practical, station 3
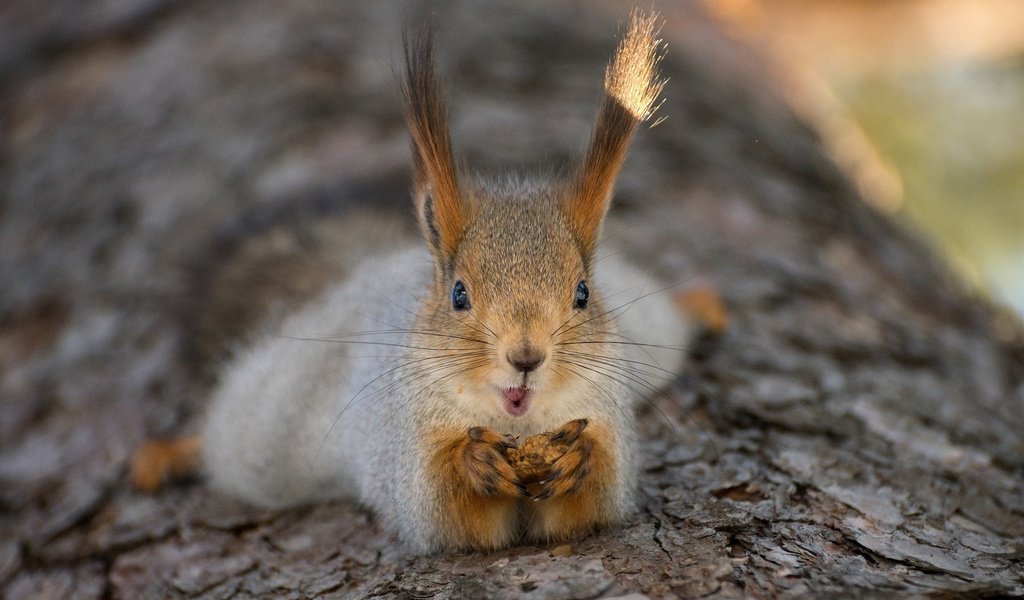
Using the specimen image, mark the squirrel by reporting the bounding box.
[131,11,726,552]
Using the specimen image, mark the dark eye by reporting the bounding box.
[451,280,471,311]
[573,280,589,310]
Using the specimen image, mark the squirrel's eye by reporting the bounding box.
[451,280,471,311]
[573,280,589,310]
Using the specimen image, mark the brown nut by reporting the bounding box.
[505,419,588,484]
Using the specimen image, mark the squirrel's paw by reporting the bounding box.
[531,419,593,501]
[463,427,528,497]
[130,436,202,492]
[505,418,587,487]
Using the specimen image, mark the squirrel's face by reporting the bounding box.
[418,183,614,422]
[402,11,664,424]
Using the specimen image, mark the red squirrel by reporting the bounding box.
[132,11,723,552]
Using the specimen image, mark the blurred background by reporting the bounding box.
[701,0,1024,316]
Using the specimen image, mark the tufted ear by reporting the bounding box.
[565,11,665,259]
[401,28,471,264]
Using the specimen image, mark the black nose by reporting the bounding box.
[507,347,545,373]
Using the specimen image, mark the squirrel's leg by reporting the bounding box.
[523,420,619,542]
[424,426,526,550]
[130,436,203,492]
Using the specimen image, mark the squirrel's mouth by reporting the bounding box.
[500,386,532,417]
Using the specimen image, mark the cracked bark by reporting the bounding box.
[2,0,1022,598]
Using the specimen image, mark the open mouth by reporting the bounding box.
[500,386,532,417]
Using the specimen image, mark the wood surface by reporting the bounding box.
[1,1,1022,597]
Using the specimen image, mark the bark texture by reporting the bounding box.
[2,1,1023,598]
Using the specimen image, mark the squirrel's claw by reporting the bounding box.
[463,426,528,497]
[530,424,593,501]
[550,418,588,443]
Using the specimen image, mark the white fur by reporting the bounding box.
[201,243,690,551]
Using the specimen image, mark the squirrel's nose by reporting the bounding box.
[507,347,545,373]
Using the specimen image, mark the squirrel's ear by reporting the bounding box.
[402,28,469,262]
[565,11,665,258]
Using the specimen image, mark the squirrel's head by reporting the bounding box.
[401,12,664,423]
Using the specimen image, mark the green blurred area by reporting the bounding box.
[840,58,1024,315]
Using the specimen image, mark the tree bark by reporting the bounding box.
[1,1,1022,598]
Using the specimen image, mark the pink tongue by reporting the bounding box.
[503,387,527,402]
[502,386,530,416]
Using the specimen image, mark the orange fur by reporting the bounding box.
[424,426,524,550]
[676,286,729,334]
[401,29,470,261]
[130,436,202,493]
[524,421,619,541]
[568,11,665,256]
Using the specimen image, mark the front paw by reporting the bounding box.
[463,426,527,497]
[517,419,592,500]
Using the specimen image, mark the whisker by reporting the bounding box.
[554,278,694,338]
[277,334,476,353]
[556,339,692,353]
[335,352,488,419]
[401,289,498,341]
[554,363,647,452]
[558,355,719,461]
[558,349,679,382]
[339,329,492,346]
[379,359,492,431]
[461,310,500,341]
[311,353,490,466]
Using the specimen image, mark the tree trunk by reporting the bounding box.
[1,1,1021,598]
